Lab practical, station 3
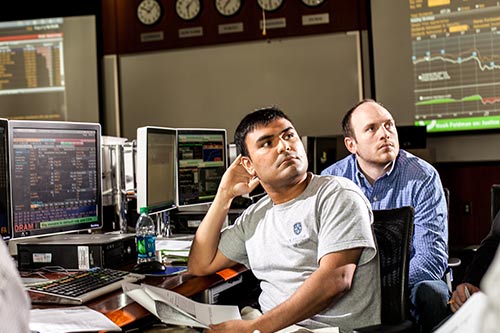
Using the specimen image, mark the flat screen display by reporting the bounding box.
[371,0,500,134]
[0,15,100,122]
[136,126,177,213]
[8,120,102,239]
[176,129,227,208]
[0,119,10,240]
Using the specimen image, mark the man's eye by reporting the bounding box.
[284,133,294,140]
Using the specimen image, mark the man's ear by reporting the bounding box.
[344,137,357,154]
[240,156,257,176]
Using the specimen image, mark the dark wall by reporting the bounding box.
[101,0,368,55]
[437,162,500,248]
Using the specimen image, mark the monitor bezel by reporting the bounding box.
[8,120,103,240]
[0,118,11,240]
[136,126,177,214]
[176,128,228,210]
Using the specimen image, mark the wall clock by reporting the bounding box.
[215,0,243,17]
[175,0,202,20]
[137,0,162,26]
[257,0,283,12]
[301,0,326,7]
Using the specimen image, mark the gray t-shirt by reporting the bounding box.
[0,239,31,332]
[219,174,381,333]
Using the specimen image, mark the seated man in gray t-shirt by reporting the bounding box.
[188,106,381,333]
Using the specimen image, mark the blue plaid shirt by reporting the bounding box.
[321,149,448,287]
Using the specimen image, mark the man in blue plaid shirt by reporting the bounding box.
[321,99,449,333]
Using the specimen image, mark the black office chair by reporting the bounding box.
[354,206,415,333]
[443,187,461,291]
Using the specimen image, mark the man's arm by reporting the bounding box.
[188,155,260,276]
[207,248,362,333]
[409,173,448,285]
[450,212,500,312]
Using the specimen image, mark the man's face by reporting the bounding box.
[241,118,308,189]
[345,101,400,167]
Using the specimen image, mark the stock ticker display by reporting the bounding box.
[11,127,99,237]
[410,0,500,132]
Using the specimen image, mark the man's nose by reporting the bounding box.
[379,126,391,138]
[277,138,291,153]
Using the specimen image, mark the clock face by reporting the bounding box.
[301,0,326,7]
[175,0,202,20]
[215,0,242,17]
[257,0,283,12]
[137,0,162,26]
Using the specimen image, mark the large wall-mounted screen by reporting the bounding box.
[0,15,100,122]
[372,0,500,134]
[410,0,500,133]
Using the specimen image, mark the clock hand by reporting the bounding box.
[186,0,194,13]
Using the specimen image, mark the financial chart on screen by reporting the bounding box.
[410,0,500,132]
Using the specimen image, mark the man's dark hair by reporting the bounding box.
[234,106,291,157]
[342,98,384,138]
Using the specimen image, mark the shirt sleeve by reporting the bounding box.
[316,181,377,265]
[409,170,449,286]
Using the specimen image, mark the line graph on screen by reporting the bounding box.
[410,0,500,132]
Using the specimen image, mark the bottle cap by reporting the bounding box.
[139,207,149,214]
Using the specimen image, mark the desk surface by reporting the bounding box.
[29,264,249,329]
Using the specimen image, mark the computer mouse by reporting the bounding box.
[130,260,166,274]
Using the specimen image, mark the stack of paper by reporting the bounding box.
[156,239,192,264]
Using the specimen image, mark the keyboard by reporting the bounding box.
[28,267,145,305]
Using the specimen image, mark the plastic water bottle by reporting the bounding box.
[136,207,156,263]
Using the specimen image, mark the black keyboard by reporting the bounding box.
[28,267,145,305]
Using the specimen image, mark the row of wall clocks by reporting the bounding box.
[137,0,326,25]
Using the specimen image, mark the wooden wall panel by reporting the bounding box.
[102,0,367,55]
[436,162,500,248]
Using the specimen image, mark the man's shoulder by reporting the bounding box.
[397,149,439,177]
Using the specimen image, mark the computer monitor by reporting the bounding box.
[176,129,227,209]
[136,126,177,213]
[8,120,102,239]
[0,13,101,123]
[0,119,11,240]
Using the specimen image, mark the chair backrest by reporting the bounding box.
[372,206,415,325]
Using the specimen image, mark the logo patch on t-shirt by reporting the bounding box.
[293,222,302,235]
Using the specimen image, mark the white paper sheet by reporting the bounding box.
[122,282,241,328]
[29,306,121,333]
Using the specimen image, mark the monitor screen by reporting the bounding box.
[0,14,100,122]
[136,126,177,213]
[177,129,227,209]
[8,120,102,239]
[371,0,500,134]
[0,119,10,240]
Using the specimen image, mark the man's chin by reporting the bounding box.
[378,151,398,163]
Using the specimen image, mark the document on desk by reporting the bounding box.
[123,282,241,328]
[29,306,121,333]
[434,291,487,333]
